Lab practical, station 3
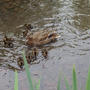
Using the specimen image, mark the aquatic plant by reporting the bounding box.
[64,76,70,90]
[72,65,77,90]
[14,52,90,90]
[14,70,18,90]
[57,65,77,90]
[22,51,40,90]
[57,65,90,90]
[86,66,90,90]
[57,73,61,90]
[22,51,34,90]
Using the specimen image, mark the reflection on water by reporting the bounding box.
[0,0,90,90]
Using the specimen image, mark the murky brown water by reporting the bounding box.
[0,0,90,90]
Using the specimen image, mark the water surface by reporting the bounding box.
[0,0,90,90]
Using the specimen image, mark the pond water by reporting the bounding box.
[0,0,90,90]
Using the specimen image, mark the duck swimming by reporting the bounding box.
[23,24,33,37]
[17,57,24,69]
[26,51,33,64]
[24,24,33,30]
[3,35,14,48]
[42,48,48,58]
[23,29,28,37]
[26,30,59,46]
[32,47,39,59]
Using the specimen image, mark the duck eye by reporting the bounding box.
[48,34,53,38]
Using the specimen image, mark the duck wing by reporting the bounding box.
[32,30,49,41]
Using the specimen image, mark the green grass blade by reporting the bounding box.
[14,70,18,90]
[22,51,34,90]
[72,65,77,90]
[35,79,40,90]
[64,77,71,90]
[57,74,61,90]
[86,66,90,90]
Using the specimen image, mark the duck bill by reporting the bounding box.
[56,34,61,38]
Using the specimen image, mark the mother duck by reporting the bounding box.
[26,29,59,46]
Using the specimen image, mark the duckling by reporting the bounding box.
[24,24,33,30]
[23,24,33,37]
[3,35,14,41]
[32,47,39,59]
[42,48,48,58]
[7,41,13,48]
[26,56,31,64]
[26,52,33,64]
[17,57,24,69]
[3,35,14,48]
[23,29,28,37]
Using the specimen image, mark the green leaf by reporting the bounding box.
[22,51,34,90]
[36,79,40,90]
[14,70,18,90]
[64,77,71,90]
[57,74,61,90]
[72,65,77,90]
[86,66,90,90]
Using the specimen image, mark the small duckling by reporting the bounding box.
[3,35,14,48]
[3,35,14,41]
[32,47,39,59]
[42,48,48,58]
[23,24,33,37]
[23,30,28,37]
[24,24,33,30]
[17,57,24,69]
[7,41,13,48]
[26,53,33,64]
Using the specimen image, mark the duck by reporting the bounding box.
[23,24,33,37]
[32,47,39,59]
[26,51,33,64]
[3,35,14,48]
[16,23,33,30]
[42,48,48,58]
[23,29,28,37]
[26,30,59,46]
[17,57,24,69]
[24,24,33,30]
